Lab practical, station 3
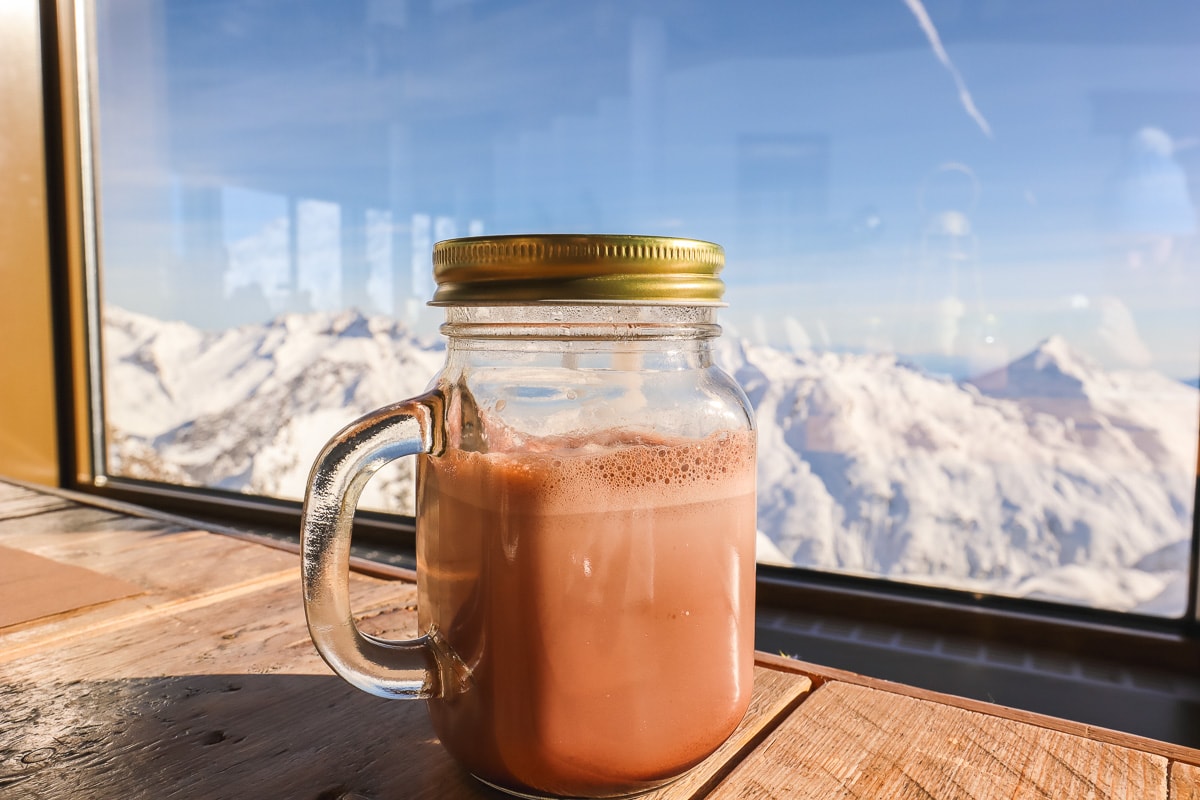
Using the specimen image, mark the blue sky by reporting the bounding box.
[94,0,1200,377]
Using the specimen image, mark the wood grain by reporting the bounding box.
[0,544,143,628]
[0,503,175,536]
[0,520,303,659]
[757,652,1200,768]
[3,480,1193,800]
[0,551,805,799]
[0,481,806,800]
[0,667,472,799]
[2,573,417,681]
[0,481,74,518]
[0,572,443,799]
[1172,762,1200,800]
[0,480,42,502]
[709,680,1168,799]
[0,477,421,582]
[643,667,811,800]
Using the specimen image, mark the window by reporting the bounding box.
[87,0,1200,618]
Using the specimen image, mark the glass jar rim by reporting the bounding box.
[438,304,723,341]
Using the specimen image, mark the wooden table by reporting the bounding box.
[1,478,1198,799]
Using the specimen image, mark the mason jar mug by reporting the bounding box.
[301,234,757,799]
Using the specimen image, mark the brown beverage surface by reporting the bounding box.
[417,428,757,797]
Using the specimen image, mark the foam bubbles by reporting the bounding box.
[431,428,755,513]
[522,429,755,512]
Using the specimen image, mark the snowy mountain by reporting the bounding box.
[103,307,1199,615]
[716,334,1197,614]
[104,306,445,512]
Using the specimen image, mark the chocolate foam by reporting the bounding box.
[431,428,755,513]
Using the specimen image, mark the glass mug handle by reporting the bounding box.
[300,391,448,699]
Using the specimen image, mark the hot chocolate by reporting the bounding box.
[416,428,756,797]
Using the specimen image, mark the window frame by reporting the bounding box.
[21,0,1200,673]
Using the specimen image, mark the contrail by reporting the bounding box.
[902,0,994,139]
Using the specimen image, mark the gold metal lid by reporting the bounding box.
[430,234,725,305]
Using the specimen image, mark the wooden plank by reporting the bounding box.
[0,484,799,797]
[0,669,498,800]
[0,574,439,798]
[9,481,1184,799]
[0,527,301,660]
[0,545,143,629]
[0,479,77,518]
[0,487,74,519]
[709,680,1168,799]
[757,652,1200,767]
[0,479,42,501]
[2,571,418,681]
[0,503,179,536]
[0,565,807,800]
[0,479,60,510]
[0,479,421,582]
[1172,762,1200,800]
[644,666,811,800]
[0,527,293,600]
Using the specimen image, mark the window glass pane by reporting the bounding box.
[94,0,1200,616]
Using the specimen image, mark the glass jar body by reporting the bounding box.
[416,305,757,798]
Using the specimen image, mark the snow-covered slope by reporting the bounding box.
[105,306,445,512]
[716,335,1197,614]
[103,308,1199,614]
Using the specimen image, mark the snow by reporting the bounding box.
[103,308,1200,616]
[104,306,444,512]
[716,334,1198,615]
[756,531,793,567]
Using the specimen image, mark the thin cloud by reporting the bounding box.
[901,0,994,139]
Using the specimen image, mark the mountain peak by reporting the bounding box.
[970,335,1096,399]
[1028,335,1096,375]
